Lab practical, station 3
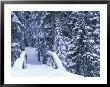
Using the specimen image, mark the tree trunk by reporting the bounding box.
[38,38,40,61]
[38,51,40,61]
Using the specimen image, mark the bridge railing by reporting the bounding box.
[22,52,27,69]
[12,51,27,70]
[44,51,65,71]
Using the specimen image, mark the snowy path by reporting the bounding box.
[12,48,83,77]
[25,47,42,65]
[12,64,82,77]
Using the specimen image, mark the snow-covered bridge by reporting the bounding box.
[12,47,82,77]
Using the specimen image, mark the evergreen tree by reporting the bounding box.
[11,11,100,76]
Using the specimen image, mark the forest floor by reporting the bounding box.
[12,47,83,77]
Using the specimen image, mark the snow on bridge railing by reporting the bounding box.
[13,51,27,70]
[47,51,66,71]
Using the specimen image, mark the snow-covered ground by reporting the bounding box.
[12,64,82,77]
[12,51,26,70]
[12,47,83,77]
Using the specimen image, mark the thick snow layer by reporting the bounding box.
[12,64,82,77]
[12,51,26,70]
[12,48,83,77]
[47,51,66,71]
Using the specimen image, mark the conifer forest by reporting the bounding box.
[11,11,100,77]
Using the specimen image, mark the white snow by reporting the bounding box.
[83,40,86,42]
[92,53,99,57]
[67,51,75,55]
[76,35,80,39]
[93,17,98,19]
[12,51,26,70]
[67,61,76,67]
[12,64,82,77]
[68,44,75,50]
[11,43,20,47]
[93,29,99,34]
[47,51,66,71]
[85,26,91,29]
[12,48,83,77]
[89,39,94,43]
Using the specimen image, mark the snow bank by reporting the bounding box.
[12,64,83,77]
[12,50,83,77]
[47,51,65,71]
[12,51,26,70]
